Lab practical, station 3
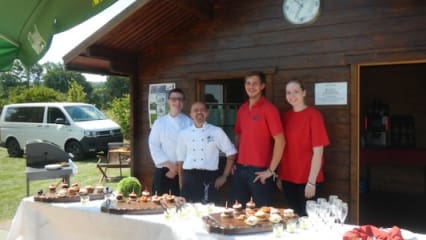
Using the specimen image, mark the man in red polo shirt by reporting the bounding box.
[233,71,285,206]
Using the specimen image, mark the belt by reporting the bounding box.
[183,169,216,172]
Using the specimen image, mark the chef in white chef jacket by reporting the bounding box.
[149,88,192,196]
[177,102,237,203]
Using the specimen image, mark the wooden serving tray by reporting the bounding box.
[34,192,104,203]
[100,197,185,215]
[203,209,296,235]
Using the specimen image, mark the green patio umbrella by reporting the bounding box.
[0,0,118,71]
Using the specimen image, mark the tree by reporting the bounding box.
[67,81,86,102]
[28,64,43,86]
[0,60,43,88]
[90,87,108,109]
[43,62,93,95]
[8,86,65,103]
[0,60,26,100]
[109,94,130,139]
[104,76,129,102]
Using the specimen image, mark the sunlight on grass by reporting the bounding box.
[0,148,130,221]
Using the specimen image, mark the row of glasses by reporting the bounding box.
[306,195,348,233]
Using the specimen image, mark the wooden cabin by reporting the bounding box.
[64,0,426,228]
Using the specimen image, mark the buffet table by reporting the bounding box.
[7,198,425,240]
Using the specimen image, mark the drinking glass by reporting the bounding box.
[80,194,89,205]
[286,218,297,233]
[306,200,317,218]
[328,195,338,204]
[273,223,284,237]
[317,198,327,204]
[299,216,310,230]
[339,202,348,226]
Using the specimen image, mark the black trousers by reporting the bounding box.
[282,181,322,216]
[181,169,219,203]
[232,164,274,207]
[152,167,180,196]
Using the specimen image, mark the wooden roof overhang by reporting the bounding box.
[64,0,213,76]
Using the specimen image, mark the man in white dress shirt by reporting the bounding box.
[149,88,192,195]
[177,102,237,203]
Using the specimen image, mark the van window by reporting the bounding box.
[64,105,106,122]
[5,107,44,123]
[47,107,66,124]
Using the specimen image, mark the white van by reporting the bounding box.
[0,102,123,160]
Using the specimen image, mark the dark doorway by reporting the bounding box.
[359,63,426,233]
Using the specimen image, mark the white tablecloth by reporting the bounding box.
[7,198,426,240]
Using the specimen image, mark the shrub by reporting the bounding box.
[109,94,130,139]
[8,86,65,103]
[117,177,142,197]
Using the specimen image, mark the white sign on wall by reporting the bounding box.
[148,83,176,128]
[315,82,347,105]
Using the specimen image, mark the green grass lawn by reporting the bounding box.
[0,148,130,222]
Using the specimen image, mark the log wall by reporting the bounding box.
[131,0,426,223]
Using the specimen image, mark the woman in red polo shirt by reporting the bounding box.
[278,80,329,216]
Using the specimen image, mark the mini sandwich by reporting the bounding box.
[246,197,256,209]
[71,183,80,192]
[283,209,295,217]
[94,185,104,194]
[245,208,256,216]
[165,194,174,202]
[57,189,67,198]
[116,192,124,201]
[151,193,161,204]
[129,191,137,201]
[67,188,77,196]
[79,188,88,196]
[85,185,94,194]
[270,207,280,215]
[232,200,243,213]
[220,207,234,218]
[48,184,56,193]
[260,206,271,214]
[254,210,267,221]
[269,213,282,223]
[244,215,258,226]
[142,189,150,197]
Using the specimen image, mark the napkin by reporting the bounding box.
[343,225,403,240]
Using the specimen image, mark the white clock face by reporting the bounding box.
[283,0,321,25]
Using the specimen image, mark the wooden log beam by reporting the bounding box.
[86,45,138,75]
[170,0,213,20]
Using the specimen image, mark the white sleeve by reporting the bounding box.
[176,132,186,162]
[148,120,169,166]
[216,128,237,157]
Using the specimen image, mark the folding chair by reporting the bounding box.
[96,142,131,182]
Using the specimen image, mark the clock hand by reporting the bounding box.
[294,0,302,6]
[295,5,302,18]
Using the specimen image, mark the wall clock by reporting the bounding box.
[283,0,321,25]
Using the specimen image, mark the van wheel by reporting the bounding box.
[7,138,23,157]
[65,140,84,160]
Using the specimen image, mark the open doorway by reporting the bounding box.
[358,62,426,233]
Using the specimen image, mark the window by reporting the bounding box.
[201,79,246,141]
[64,105,106,122]
[5,107,44,123]
[47,107,66,124]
